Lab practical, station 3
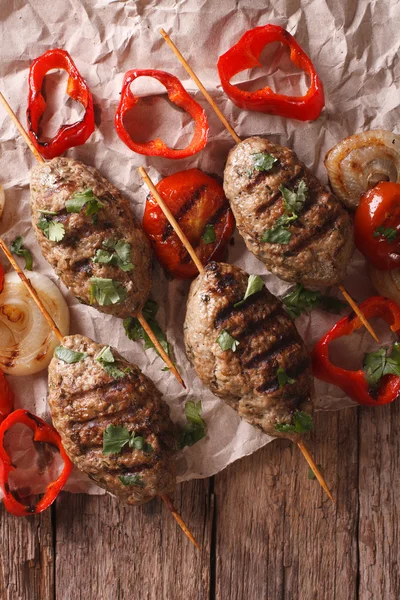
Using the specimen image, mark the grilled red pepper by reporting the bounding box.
[217,25,325,121]
[312,296,400,406]
[0,409,73,516]
[27,48,95,159]
[115,69,209,159]
[143,168,235,278]
[0,371,14,424]
[355,182,400,271]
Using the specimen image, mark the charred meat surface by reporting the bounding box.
[30,158,152,318]
[223,137,354,287]
[184,262,314,437]
[48,334,176,505]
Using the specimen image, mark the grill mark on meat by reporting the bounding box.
[285,209,341,255]
[162,185,207,241]
[213,290,268,328]
[71,258,93,275]
[287,356,312,380]
[255,378,280,394]
[254,165,306,216]
[103,462,154,475]
[243,334,297,369]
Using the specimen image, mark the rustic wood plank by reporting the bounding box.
[0,507,54,600]
[358,402,400,600]
[213,409,359,600]
[55,479,212,600]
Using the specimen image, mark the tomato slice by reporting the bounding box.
[143,169,235,279]
[355,182,400,271]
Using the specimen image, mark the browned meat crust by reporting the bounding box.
[30,158,152,318]
[223,137,354,287]
[184,262,314,437]
[48,335,176,505]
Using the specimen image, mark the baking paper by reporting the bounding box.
[0,0,399,495]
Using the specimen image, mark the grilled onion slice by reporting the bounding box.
[369,265,400,306]
[0,272,70,376]
[325,130,400,209]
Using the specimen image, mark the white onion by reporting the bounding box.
[368,265,400,306]
[325,130,400,209]
[0,272,70,376]
[0,186,4,220]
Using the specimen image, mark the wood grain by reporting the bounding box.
[54,479,213,600]
[0,507,53,600]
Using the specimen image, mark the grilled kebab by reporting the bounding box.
[184,261,314,437]
[48,334,176,504]
[223,136,354,287]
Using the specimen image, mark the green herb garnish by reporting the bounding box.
[202,224,216,244]
[37,217,65,242]
[179,400,206,449]
[66,189,104,219]
[55,346,87,364]
[308,465,322,480]
[217,329,240,352]
[373,226,397,244]
[93,239,134,272]
[89,277,127,306]
[252,152,278,172]
[277,367,295,388]
[261,180,308,245]
[37,209,59,216]
[123,299,171,361]
[10,236,33,270]
[282,284,346,319]
[103,424,152,456]
[363,342,400,387]
[96,346,126,379]
[274,411,314,434]
[234,274,264,308]
[119,474,145,487]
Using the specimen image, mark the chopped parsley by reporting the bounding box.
[202,224,216,244]
[89,277,127,306]
[217,329,239,352]
[119,474,145,487]
[55,346,87,364]
[96,346,127,379]
[277,367,295,388]
[373,226,397,244]
[282,284,346,319]
[10,236,33,270]
[66,189,104,220]
[179,400,207,449]
[252,152,278,172]
[274,411,314,434]
[123,299,171,361]
[363,343,400,387]
[93,239,134,272]
[234,274,264,307]
[261,179,308,245]
[37,209,59,216]
[37,216,65,242]
[102,424,153,456]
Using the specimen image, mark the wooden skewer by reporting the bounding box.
[160,29,241,145]
[0,237,63,342]
[161,494,200,549]
[138,167,205,275]
[139,169,334,502]
[160,31,380,345]
[0,92,186,386]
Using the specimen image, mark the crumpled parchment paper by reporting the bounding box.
[0,0,399,495]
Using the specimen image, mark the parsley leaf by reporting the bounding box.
[96,346,126,379]
[280,180,307,215]
[261,224,292,244]
[55,346,87,364]
[66,189,104,218]
[123,300,171,361]
[217,329,240,352]
[89,277,127,306]
[274,411,314,434]
[93,239,134,272]
[119,474,145,487]
[202,224,216,244]
[282,284,346,319]
[37,217,65,242]
[252,152,278,172]
[103,424,152,456]
[179,400,206,449]
[373,226,397,244]
[277,367,295,388]
[363,342,400,387]
[234,274,264,307]
[261,180,308,244]
[10,236,33,270]
[37,209,59,216]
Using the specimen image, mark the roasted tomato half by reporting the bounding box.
[143,168,235,279]
[355,182,400,271]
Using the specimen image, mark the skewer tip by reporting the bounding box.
[161,494,200,549]
[297,440,335,503]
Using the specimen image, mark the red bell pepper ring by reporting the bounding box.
[217,25,325,121]
[114,69,209,159]
[0,371,14,424]
[27,48,95,159]
[0,409,73,516]
[312,296,400,406]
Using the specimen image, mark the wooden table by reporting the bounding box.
[1,402,399,600]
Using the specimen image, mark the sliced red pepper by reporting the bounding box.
[0,371,14,424]
[354,182,400,271]
[0,409,73,516]
[115,69,209,159]
[143,168,235,279]
[312,296,400,406]
[27,48,95,159]
[217,24,325,121]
